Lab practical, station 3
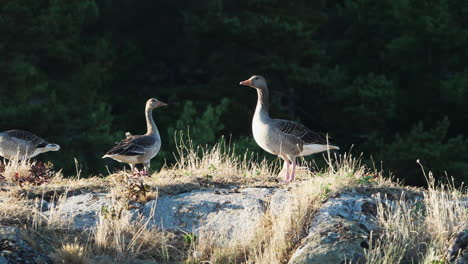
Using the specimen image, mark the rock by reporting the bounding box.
[131,259,158,264]
[44,192,112,230]
[89,255,114,264]
[0,226,50,264]
[268,188,291,217]
[288,193,380,264]
[26,199,50,212]
[143,188,274,244]
[448,229,468,264]
[0,226,22,242]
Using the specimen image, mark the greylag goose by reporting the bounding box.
[102,98,167,175]
[0,130,60,160]
[240,75,339,182]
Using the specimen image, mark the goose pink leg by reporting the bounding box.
[289,158,297,182]
[280,157,290,182]
[285,160,290,182]
[130,165,140,176]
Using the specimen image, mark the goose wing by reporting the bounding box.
[105,135,156,156]
[5,130,49,148]
[272,119,330,145]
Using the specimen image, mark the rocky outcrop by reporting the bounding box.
[448,229,468,264]
[288,192,380,264]
[144,187,274,244]
[32,187,414,263]
[43,192,112,230]
[42,188,276,245]
[0,226,50,264]
[13,184,463,264]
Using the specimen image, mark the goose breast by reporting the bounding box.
[252,120,277,155]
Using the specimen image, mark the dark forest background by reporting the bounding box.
[1,0,467,186]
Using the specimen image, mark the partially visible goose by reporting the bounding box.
[102,98,167,175]
[240,75,339,182]
[0,130,60,160]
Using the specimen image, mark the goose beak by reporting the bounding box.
[240,79,252,87]
[158,101,168,107]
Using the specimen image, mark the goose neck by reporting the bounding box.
[255,88,270,118]
[145,107,159,136]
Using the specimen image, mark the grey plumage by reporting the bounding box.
[270,119,331,156]
[102,98,167,174]
[240,75,339,182]
[0,130,60,160]
[106,136,157,156]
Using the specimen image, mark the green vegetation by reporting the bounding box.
[1,0,467,185]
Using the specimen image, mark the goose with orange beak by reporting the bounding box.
[240,75,339,182]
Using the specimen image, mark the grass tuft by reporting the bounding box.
[49,243,90,264]
[365,165,467,264]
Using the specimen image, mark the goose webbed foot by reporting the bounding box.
[131,166,143,177]
[141,163,151,176]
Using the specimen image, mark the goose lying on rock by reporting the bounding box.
[103,98,167,175]
[240,75,339,182]
[0,130,60,160]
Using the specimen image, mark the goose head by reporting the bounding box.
[32,143,60,158]
[146,98,168,110]
[239,75,268,90]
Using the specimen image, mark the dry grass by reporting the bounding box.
[0,158,34,182]
[169,135,278,184]
[0,158,62,185]
[91,202,175,263]
[49,243,90,264]
[23,187,180,263]
[0,190,35,223]
[365,162,467,264]
[0,136,465,264]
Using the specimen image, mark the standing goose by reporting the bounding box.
[240,75,339,182]
[102,98,167,175]
[0,130,60,160]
